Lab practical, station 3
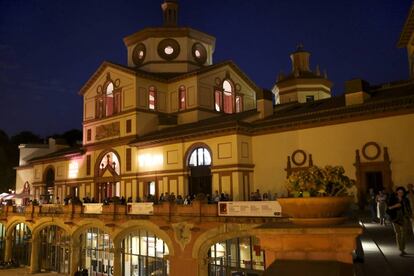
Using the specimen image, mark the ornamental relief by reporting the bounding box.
[172,222,194,251]
[95,122,120,140]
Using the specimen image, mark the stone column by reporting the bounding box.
[70,239,81,276]
[112,245,122,276]
[29,237,40,273]
[4,235,12,262]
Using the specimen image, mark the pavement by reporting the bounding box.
[0,268,65,276]
[355,218,414,276]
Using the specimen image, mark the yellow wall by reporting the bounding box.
[252,114,414,196]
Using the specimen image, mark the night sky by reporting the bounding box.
[0,0,410,137]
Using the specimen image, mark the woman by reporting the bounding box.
[376,190,387,225]
[387,186,412,256]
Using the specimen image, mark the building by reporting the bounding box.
[3,1,414,275]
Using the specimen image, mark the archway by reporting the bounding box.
[11,222,31,266]
[38,225,70,274]
[121,229,169,276]
[208,236,264,276]
[95,151,121,202]
[80,227,114,275]
[186,145,212,196]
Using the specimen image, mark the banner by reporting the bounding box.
[83,203,103,214]
[218,201,282,217]
[127,203,154,215]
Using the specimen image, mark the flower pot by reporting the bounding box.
[278,196,352,226]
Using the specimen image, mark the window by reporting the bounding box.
[126,119,132,133]
[81,228,113,276]
[105,82,114,116]
[223,80,234,114]
[235,95,243,113]
[147,181,156,196]
[188,147,212,166]
[87,129,92,141]
[306,95,315,102]
[149,86,156,110]
[95,80,121,119]
[122,230,169,276]
[179,85,186,110]
[215,80,239,114]
[86,155,91,176]
[214,90,222,111]
[126,148,132,172]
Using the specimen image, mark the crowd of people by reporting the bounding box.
[367,184,414,256]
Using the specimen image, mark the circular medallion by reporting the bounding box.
[215,77,221,86]
[132,43,146,66]
[362,142,381,160]
[192,42,207,64]
[114,79,121,87]
[292,150,307,166]
[235,83,241,92]
[157,38,180,60]
[97,85,102,95]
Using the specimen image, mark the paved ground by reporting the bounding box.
[355,218,414,276]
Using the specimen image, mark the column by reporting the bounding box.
[4,235,12,262]
[113,244,122,276]
[29,237,40,273]
[70,239,81,276]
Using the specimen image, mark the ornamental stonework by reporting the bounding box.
[95,122,120,140]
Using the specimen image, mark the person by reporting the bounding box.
[376,189,387,225]
[387,186,412,256]
[213,191,220,202]
[367,188,377,223]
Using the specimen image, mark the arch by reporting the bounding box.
[6,218,34,238]
[43,165,55,187]
[183,142,213,168]
[94,148,122,177]
[31,219,72,238]
[71,220,112,242]
[222,79,235,114]
[112,221,175,257]
[192,224,261,276]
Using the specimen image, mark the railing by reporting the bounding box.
[0,201,283,221]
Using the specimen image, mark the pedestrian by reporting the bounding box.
[367,188,377,223]
[376,189,387,225]
[387,186,412,256]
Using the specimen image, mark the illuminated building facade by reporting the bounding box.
[4,1,414,275]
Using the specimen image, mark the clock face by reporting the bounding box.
[157,38,180,60]
[132,43,146,66]
[192,43,207,65]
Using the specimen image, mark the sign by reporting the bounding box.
[127,203,154,215]
[218,201,282,217]
[83,203,103,214]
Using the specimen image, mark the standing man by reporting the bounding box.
[388,186,412,256]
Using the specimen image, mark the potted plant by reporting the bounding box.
[278,165,355,225]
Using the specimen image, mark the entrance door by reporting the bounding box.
[365,171,384,194]
[189,166,212,196]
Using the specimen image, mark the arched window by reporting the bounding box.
[39,225,70,274]
[223,80,234,114]
[81,228,113,275]
[99,151,120,175]
[122,230,169,276]
[105,82,114,116]
[188,147,212,166]
[179,85,186,110]
[149,86,157,110]
[12,223,32,266]
[208,236,265,275]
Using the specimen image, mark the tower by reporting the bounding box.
[273,45,333,104]
[123,0,215,73]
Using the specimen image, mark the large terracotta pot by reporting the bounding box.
[278,196,352,226]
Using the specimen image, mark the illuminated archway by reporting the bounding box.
[185,144,212,196]
[121,229,170,276]
[0,223,5,262]
[80,227,114,275]
[11,222,32,266]
[38,225,71,274]
[94,150,122,202]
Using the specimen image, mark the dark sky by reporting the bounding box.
[0,0,411,137]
